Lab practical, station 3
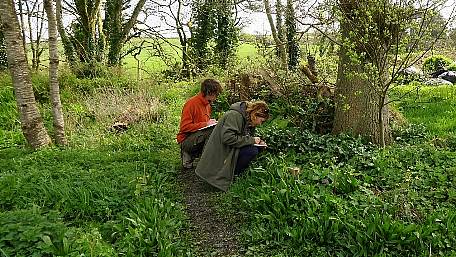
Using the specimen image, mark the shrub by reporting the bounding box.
[221,65,335,133]
[422,55,453,73]
[73,61,111,79]
[31,72,51,103]
[59,72,137,94]
[212,89,231,118]
[257,126,374,167]
[239,33,257,44]
[448,62,456,71]
[391,123,429,144]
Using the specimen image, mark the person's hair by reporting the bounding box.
[201,79,222,97]
[246,100,269,121]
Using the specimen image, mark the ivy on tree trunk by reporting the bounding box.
[285,0,299,70]
[214,0,238,69]
[190,0,216,71]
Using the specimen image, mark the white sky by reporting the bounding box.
[239,0,456,34]
[21,0,456,41]
[239,12,272,35]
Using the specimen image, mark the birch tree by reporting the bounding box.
[44,0,67,145]
[0,0,51,149]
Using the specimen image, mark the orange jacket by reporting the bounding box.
[176,93,211,143]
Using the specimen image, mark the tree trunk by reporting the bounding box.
[44,0,67,146]
[176,0,190,77]
[285,0,299,69]
[106,0,146,66]
[332,19,391,145]
[0,0,51,149]
[17,0,28,62]
[56,0,76,67]
[72,0,102,63]
[263,0,287,67]
[96,9,105,62]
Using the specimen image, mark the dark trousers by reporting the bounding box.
[180,127,214,158]
[234,145,260,176]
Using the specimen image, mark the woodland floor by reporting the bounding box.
[178,167,244,257]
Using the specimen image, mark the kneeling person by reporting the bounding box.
[195,100,269,191]
[177,79,222,169]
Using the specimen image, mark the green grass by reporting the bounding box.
[122,38,181,75]
[237,43,259,59]
[122,39,263,77]
[391,84,456,136]
[0,147,192,256]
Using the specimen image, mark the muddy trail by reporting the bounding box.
[178,169,244,257]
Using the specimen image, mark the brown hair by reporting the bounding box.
[246,100,269,121]
[201,79,222,97]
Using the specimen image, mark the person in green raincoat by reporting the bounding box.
[195,100,269,191]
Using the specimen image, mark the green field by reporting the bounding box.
[391,84,456,136]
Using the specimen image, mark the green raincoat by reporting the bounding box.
[195,102,256,191]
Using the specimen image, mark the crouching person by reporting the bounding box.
[195,100,269,191]
[177,79,222,169]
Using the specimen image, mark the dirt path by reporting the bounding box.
[178,169,243,257]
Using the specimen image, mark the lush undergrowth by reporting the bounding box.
[1,63,455,257]
[219,84,456,256]
[222,127,456,256]
[0,72,198,256]
[0,148,191,256]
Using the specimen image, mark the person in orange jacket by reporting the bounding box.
[177,78,222,169]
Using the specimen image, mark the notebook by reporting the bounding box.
[197,122,217,131]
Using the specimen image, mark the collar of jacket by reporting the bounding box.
[229,101,247,119]
[197,92,210,106]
